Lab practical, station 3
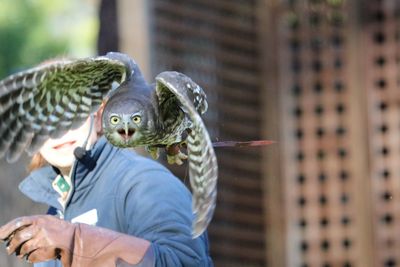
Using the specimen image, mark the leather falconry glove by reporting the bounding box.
[0,215,152,267]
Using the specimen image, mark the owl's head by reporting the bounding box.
[102,96,155,148]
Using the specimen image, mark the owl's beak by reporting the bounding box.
[117,123,135,141]
[124,123,129,136]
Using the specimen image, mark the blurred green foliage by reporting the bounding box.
[0,0,98,78]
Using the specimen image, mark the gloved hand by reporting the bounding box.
[0,215,152,267]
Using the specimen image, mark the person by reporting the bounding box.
[0,106,213,266]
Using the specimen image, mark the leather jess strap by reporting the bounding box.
[212,140,276,148]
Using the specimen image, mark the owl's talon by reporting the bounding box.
[167,152,187,165]
[146,146,160,160]
[166,144,188,165]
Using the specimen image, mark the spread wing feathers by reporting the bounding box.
[155,72,218,238]
[155,71,208,116]
[0,57,127,162]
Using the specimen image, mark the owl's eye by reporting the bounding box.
[132,115,141,124]
[110,116,121,125]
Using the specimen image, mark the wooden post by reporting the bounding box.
[259,0,286,266]
[345,0,374,266]
[116,0,151,80]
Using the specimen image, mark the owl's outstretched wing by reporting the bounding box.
[155,71,218,238]
[0,57,127,162]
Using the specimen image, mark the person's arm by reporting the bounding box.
[116,169,212,267]
[0,215,153,266]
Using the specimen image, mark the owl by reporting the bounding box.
[0,52,217,238]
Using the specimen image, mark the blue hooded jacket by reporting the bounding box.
[19,136,213,267]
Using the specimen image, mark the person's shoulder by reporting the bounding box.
[113,150,193,214]
[111,148,186,189]
[98,143,191,200]
[113,148,170,174]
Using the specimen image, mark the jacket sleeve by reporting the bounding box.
[116,167,213,267]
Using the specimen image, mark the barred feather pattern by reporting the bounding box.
[0,57,127,162]
[156,72,218,238]
[187,119,218,238]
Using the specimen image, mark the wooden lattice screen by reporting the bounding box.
[275,0,400,267]
[364,1,400,266]
[278,1,367,266]
[149,1,266,266]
